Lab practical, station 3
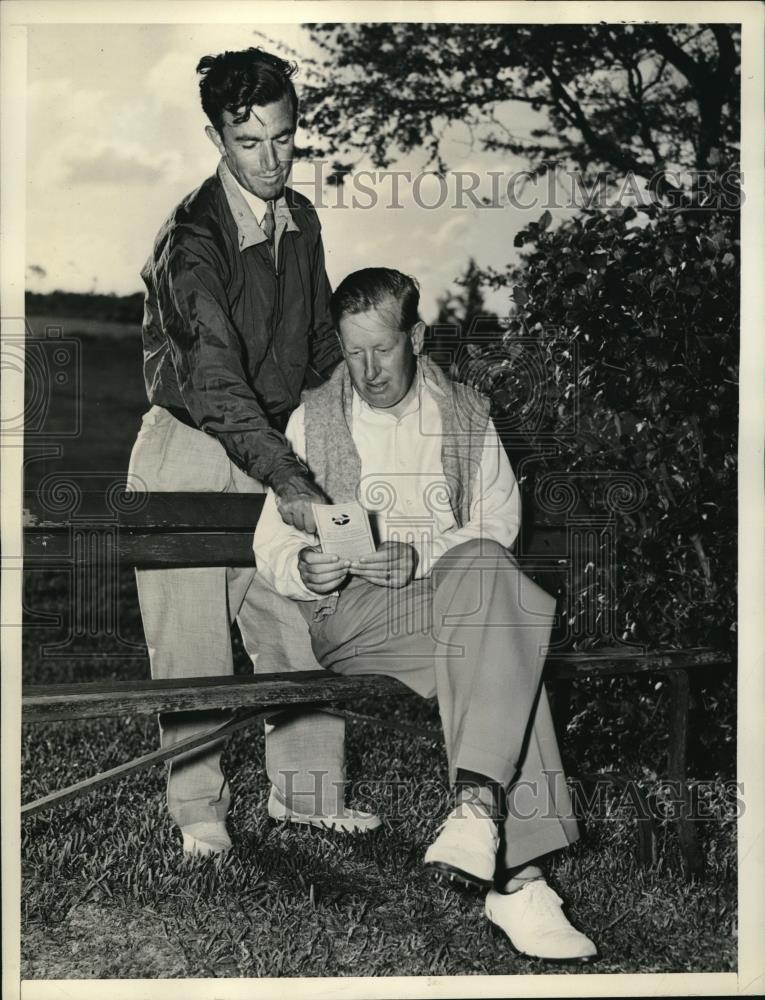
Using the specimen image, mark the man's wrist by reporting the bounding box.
[270,466,315,497]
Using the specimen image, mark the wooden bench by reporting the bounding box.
[22,489,732,876]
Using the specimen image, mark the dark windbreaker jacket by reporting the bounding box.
[139,159,342,489]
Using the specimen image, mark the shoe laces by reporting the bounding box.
[517,881,570,927]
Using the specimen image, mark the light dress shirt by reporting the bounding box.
[235,178,268,225]
[231,169,289,262]
[253,367,522,600]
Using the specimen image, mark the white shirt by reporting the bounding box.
[253,370,521,600]
[231,172,288,256]
[235,180,269,227]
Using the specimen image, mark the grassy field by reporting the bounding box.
[20,317,738,980]
[24,316,145,488]
[20,690,738,979]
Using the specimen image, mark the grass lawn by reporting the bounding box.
[20,563,739,979]
[19,317,738,979]
[20,701,739,978]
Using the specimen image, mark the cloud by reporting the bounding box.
[24,26,528,305]
[61,143,182,186]
[28,73,190,190]
[28,76,107,119]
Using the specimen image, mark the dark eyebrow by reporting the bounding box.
[235,127,294,144]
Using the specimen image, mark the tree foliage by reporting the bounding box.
[300,23,740,177]
[465,192,738,651]
[296,22,740,656]
[427,258,499,366]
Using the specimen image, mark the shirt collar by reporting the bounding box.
[217,159,299,252]
[237,183,269,227]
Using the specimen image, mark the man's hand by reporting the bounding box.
[298,546,350,595]
[274,475,329,534]
[349,541,419,589]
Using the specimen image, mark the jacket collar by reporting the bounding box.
[217,159,300,252]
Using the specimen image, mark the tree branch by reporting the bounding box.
[646,26,708,90]
[642,56,669,95]
[537,55,653,175]
[711,25,738,80]
[626,57,662,166]
[647,25,738,168]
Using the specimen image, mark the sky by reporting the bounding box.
[26,21,566,320]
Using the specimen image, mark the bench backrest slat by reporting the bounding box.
[22,491,569,570]
[23,491,266,530]
[24,531,257,568]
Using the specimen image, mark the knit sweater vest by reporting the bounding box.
[302,354,491,529]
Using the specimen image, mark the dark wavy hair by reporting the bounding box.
[331,268,422,333]
[196,47,299,132]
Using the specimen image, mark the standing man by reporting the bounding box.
[128,47,377,856]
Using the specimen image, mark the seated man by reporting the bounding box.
[253,267,597,963]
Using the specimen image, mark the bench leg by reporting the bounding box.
[666,670,703,877]
[548,682,659,865]
[578,771,658,866]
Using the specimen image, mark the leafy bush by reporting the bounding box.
[463,192,738,653]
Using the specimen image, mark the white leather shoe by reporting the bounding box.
[267,787,382,833]
[181,821,232,857]
[424,799,499,888]
[485,880,598,962]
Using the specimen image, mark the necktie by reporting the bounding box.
[262,200,275,259]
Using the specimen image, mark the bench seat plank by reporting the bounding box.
[22,672,407,722]
[22,649,731,723]
[545,647,731,679]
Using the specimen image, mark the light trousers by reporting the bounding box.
[128,405,346,827]
[301,538,580,872]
